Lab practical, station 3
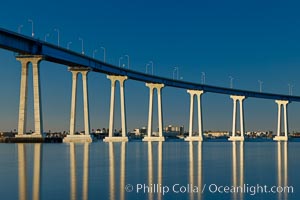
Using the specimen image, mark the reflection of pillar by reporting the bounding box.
[239,142,244,200]
[185,90,204,141]
[104,76,128,142]
[143,83,165,142]
[232,142,237,200]
[277,142,282,200]
[198,142,203,200]
[64,67,92,142]
[16,56,43,137]
[284,142,288,200]
[229,96,246,141]
[70,143,77,200]
[147,142,153,200]
[32,144,42,200]
[82,143,90,200]
[189,142,194,200]
[277,142,289,200]
[120,142,126,200]
[274,100,289,141]
[108,143,115,200]
[157,142,163,200]
[18,144,27,200]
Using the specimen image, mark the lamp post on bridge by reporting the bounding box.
[18,25,23,33]
[201,72,206,84]
[146,61,154,75]
[288,84,294,95]
[93,49,98,58]
[28,19,34,37]
[100,46,106,62]
[229,76,234,89]
[119,56,123,67]
[54,28,60,46]
[124,54,130,69]
[173,67,179,80]
[67,42,72,50]
[79,38,84,55]
[258,80,263,93]
[44,33,50,42]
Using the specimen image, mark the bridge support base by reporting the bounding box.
[184,136,203,142]
[63,135,92,143]
[273,136,288,141]
[228,136,244,141]
[103,137,128,142]
[142,136,165,142]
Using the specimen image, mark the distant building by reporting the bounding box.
[204,131,229,138]
[163,125,184,137]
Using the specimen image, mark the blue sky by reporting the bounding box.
[0,0,300,133]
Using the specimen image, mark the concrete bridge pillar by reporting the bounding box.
[103,75,128,142]
[143,83,165,142]
[16,55,43,138]
[274,100,289,141]
[185,90,204,141]
[228,95,246,141]
[63,67,92,143]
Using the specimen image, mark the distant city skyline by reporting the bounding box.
[1,0,300,133]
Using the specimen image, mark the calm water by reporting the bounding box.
[0,140,299,200]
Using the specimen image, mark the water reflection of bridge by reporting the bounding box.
[16,141,289,200]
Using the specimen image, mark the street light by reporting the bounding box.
[18,25,23,33]
[54,28,60,46]
[258,80,263,93]
[28,19,34,37]
[149,61,153,75]
[100,46,106,62]
[67,42,72,50]
[119,56,123,67]
[201,72,206,84]
[79,37,84,54]
[93,49,98,58]
[44,33,50,42]
[229,76,234,88]
[124,54,130,69]
[288,84,294,95]
[173,67,179,80]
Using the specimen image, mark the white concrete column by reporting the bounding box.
[274,100,289,141]
[232,98,237,137]
[16,56,43,138]
[147,85,154,137]
[277,103,282,137]
[69,71,78,135]
[197,92,204,139]
[185,90,204,141]
[64,67,92,143]
[108,77,116,138]
[17,60,29,135]
[283,103,288,138]
[157,86,163,137]
[32,58,43,135]
[119,78,127,137]
[188,92,194,137]
[104,75,128,142]
[229,95,246,141]
[143,83,165,142]
[239,98,245,137]
[81,71,90,135]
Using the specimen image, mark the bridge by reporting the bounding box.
[0,27,296,142]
